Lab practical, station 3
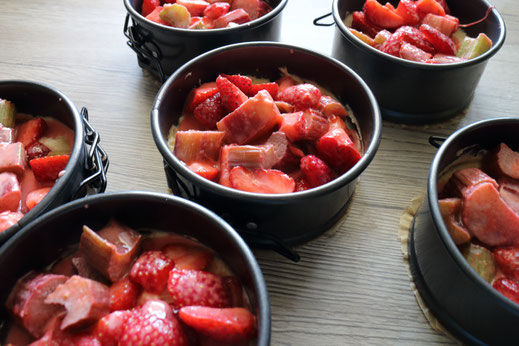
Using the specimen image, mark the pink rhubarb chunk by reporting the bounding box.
[461,182,519,247]
[0,172,21,212]
[0,142,26,176]
[174,130,225,163]
[0,124,14,143]
[491,143,519,179]
[438,198,471,245]
[500,178,519,214]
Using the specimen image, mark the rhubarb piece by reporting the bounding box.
[0,172,21,212]
[349,28,375,46]
[229,166,295,194]
[274,101,294,113]
[203,2,230,19]
[193,92,226,129]
[222,276,244,307]
[186,82,219,112]
[421,13,458,36]
[461,182,519,247]
[461,243,496,283]
[363,0,405,29]
[427,54,467,64]
[277,83,322,110]
[176,0,209,16]
[300,155,336,188]
[500,178,519,213]
[488,143,519,180]
[219,145,233,187]
[0,210,23,232]
[0,142,26,176]
[16,118,47,148]
[187,161,219,180]
[0,99,16,128]
[266,131,302,171]
[163,243,213,271]
[39,135,72,156]
[319,96,348,118]
[168,268,230,308]
[493,247,519,282]
[213,8,251,28]
[0,124,14,143]
[445,167,498,197]
[456,33,493,59]
[316,128,362,174]
[438,198,471,245]
[451,28,466,49]
[300,109,329,141]
[174,130,225,162]
[25,186,51,211]
[146,6,171,26]
[130,251,175,294]
[79,219,142,282]
[6,272,68,338]
[399,42,432,62]
[216,90,280,145]
[160,3,192,28]
[231,0,260,20]
[216,75,249,112]
[279,111,305,142]
[45,275,110,330]
[71,255,107,283]
[226,145,276,169]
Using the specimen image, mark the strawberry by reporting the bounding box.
[25,141,50,161]
[187,161,219,181]
[493,278,519,305]
[229,166,295,194]
[396,26,436,54]
[178,306,256,343]
[493,247,519,281]
[294,174,311,192]
[419,24,456,55]
[145,6,171,26]
[193,92,227,129]
[258,0,272,17]
[415,0,446,17]
[121,308,188,346]
[25,187,52,211]
[249,82,279,98]
[29,154,70,182]
[130,251,175,294]
[213,9,251,28]
[221,74,252,95]
[399,42,432,62]
[203,2,230,19]
[316,128,362,174]
[0,211,23,233]
[142,0,161,17]
[380,31,405,57]
[110,277,141,312]
[275,75,296,94]
[300,155,336,188]
[16,118,47,148]
[94,310,133,346]
[351,11,383,38]
[395,0,420,26]
[421,13,458,36]
[231,0,261,20]
[363,0,405,29]
[435,0,450,14]
[162,243,213,271]
[176,0,210,17]
[277,83,321,110]
[216,75,249,112]
[186,82,219,112]
[167,269,230,308]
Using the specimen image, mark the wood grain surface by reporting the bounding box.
[0,0,517,344]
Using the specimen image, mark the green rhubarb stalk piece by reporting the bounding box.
[462,243,496,283]
[0,99,16,128]
[456,33,493,60]
[160,3,191,28]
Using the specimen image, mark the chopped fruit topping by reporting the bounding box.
[317,128,362,173]
[216,75,249,112]
[266,131,303,171]
[0,99,16,128]
[363,0,405,29]
[0,172,21,212]
[276,75,297,94]
[419,23,456,55]
[25,141,51,161]
[130,251,175,294]
[395,0,420,26]
[226,145,276,169]
[142,0,161,17]
[0,210,23,232]
[162,243,213,271]
[396,26,435,54]
[438,198,471,245]
[422,13,458,36]
[160,3,192,28]
[174,130,225,162]
[193,92,227,129]
[399,42,432,62]
[0,124,14,143]
[109,277,141,312]
[146,6,171,26]
[229,166,295,194]
[213,9,251,28]
[231,0,261,20]
[493,247,519,282]
[352,11,383,38]
[168,268,230,308]
[203,2,231,19]
[16,118,47,147]
[187,161,219,180]
[0,142,26,176]
[176,0,209,17]
[249,82,279,98]
[186,82,219,112]
[300,155,336,188]
[415,0,446,17]
[349,28,375,46]
[94,310,133,346]
[25,187,51,211]
[380,31,405,56]
[462,243,496,283]
[29,154,69,182]
[277,83,322,110]
[221,74,252,95]
[456,33,493,59]
[179,306,256,343]
[493,278,519,305]
[319,96,349,118]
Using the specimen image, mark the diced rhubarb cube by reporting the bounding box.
[217,90,281,145]
[427,54,467,64]
[213,8,250,28]
[444,167,498,197]
[45,275,110,330]
[80,219,142,282]
[231,0,260,20]
[0,142,26,176]
[16,118,47,148]
[0,124,13,143]
[0,99,16,128]
[6,272,68,338]
[0,210,23,232]
[146,6,171,26]
[456,33,493,60]
[203,2,230,19]
[316,128,362,173]
[176,0,209,16]
[174,130,225,163]
[399,42,432,62]
[186,82,219,112]
[0,172,21,212]
[218,145,233,187]
[187,161,220,181]
[279,111,305,142]
[226,145,276,169]
[229,166,295,194]
[266,131,303,171]
[421,13,458,36]
[438,198,471,245]
[487,143,519,180]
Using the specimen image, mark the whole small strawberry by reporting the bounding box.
[130,251,174,293]
[167,269,230,309]
[277,83,322,110]
[110,277,141,312]
[193,92,227,129]
[300,155,336,188]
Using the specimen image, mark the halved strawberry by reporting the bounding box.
[145,6,171,26]
[16,118,47,148]
[25,187,52,211]
[419,24,456,55]
[396,25,435,54]
[193,92,226,129]
[176,0,209,17]
[94,310,133,346]
[187,161,219,181]
[399,42,432,62]
[221,74,252,95]
[493,247,519,282]
[277,83,321,110]
[25,141,50,161]
[249,82,279,98]
[493,278,519,305]
[109,277,141,312]
[178,306,256,343]
[380,31,405,56]
[229,166,295,194]
[363,0,405,29]
[415,0,446,17]
[130,251,175,294]
[351,11,383,38]
[186,82,219,112]
[300,155,336,188]
[168,268,230,308]
[216,75,249,112]
[395,0,420,26]
[29,154,70,182]
[142,0,161,17]
[203,2,230,19]
[162,243,213,271]
[316,128,362,173]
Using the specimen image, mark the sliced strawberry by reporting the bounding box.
[351,11,383,38]
[145,6,171,26]
[0,210,23,233]
[203,2,230,19]
[25,187,51,211]
[373,29,392,47]
[300,155,336,188]
[395,0,420,26]
[221,74,252,95]
[231,0,261,20]
[193,92,226,129]
[167,268,230,308]
[419,24,456,55]
[109,277,141,312]
[415,0,446,17]
[317,128,362,174]
[213,8,251,28]
[94,310,133,346]
[176,0,209,17]
[216,75,249,112]
[363,0,405,29]
[16,118,47,148]
[399,42,432,62]
[493,247,519,282]
[142,0,161,17]
[277,83,321,110]
[396,26,436,54]
[229,166,295,194]
[249,82,279,98]
[179,306,256,343]
[421,13,458,36]
[186,82,219,112]
[162,243,213,271]
[130,251,175,294]
[380,31,405,56]
[25,141,51,161]
[493,278,519,305]
[187,161,219,181]
[275,75,297,94]
[29,154,69,182]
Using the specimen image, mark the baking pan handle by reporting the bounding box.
[123,14,167,82]
[74,107,109,198]
[429,136,447,149]
[238,229,300,262]
[313,12,335,27]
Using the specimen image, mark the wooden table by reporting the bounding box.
[1,0,517,344]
